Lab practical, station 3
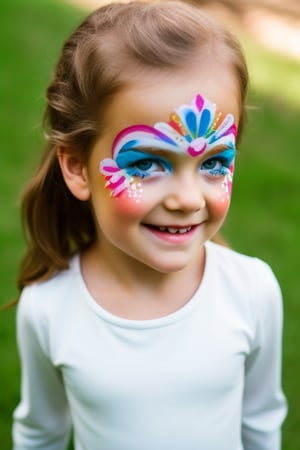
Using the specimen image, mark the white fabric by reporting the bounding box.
[13,241,287,450]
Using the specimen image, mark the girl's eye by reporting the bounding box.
[116,150,172,179]
[135,160,155,171]
[200,149,235,177]
[201,158,227,175]
[126,158,167,178]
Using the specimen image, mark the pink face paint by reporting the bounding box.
[215,191,231,217]
[99,92,238,199]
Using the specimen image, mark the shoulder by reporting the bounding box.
[19,255,79,306]
[205,241,282,319]
[206,240,280,287]
[17,255,81,340]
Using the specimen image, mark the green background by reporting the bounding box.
[1,0,299,448]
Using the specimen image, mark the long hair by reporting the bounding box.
[18,0,248,291]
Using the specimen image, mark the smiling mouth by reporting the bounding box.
[146,225,193,234]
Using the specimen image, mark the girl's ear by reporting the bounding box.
[57,147,90,201]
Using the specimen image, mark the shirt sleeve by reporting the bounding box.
[13,285,72,450]
[242,261,288,450]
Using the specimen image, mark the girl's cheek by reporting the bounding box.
[214,194,231,217]
[209,179,232,217]
[217,173,233,211]
[111,187,149,217]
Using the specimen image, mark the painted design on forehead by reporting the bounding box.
[100,93,237,198]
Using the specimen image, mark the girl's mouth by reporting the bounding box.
[156,226,192,234]
[144,224,195,234]
[142,224,199,244]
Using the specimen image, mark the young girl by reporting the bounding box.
[13,1,287,449]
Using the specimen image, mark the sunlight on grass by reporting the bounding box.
[59,0,300,108]
[241,35,300,108]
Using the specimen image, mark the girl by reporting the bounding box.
[13,1,287,449]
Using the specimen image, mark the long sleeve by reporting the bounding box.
[13,285,72,450]
[12,248,288,449]
[241,262,288,450]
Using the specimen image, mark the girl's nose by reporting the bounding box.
[163,172,206,213]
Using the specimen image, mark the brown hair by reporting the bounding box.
[17,0,248,291]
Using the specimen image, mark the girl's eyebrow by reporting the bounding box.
[118,147,176,158]
[118,144,235,159]
[202,145,236,159]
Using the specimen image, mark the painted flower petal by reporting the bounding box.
[198,109,211,137]
[212,114,235,141]
[100,158,119,175]
[185,110,197,137]
[154,122,189,150]
[99,158,131,197]
[195,94,205,112]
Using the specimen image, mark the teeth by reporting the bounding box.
[178,228,190,234]
[158,226,192,234]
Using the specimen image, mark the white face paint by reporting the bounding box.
[100,92,237,199]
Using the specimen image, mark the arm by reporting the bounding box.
[13,286,72,450]
[242,262,288,450]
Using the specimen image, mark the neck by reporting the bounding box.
[80,240,206,320]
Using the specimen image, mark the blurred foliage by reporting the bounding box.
[223,33,300,450]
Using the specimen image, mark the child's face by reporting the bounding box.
[85,67,240,273]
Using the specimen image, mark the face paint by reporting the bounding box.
[127,181,143,202]
[100,93,238,199]
[199,148,235,177]
[100,150,172,200]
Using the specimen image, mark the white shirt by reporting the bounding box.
[13,241,287,449]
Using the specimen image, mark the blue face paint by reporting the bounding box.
[99,92,238,198]
[200,147,235,177]
[116,149,173,179]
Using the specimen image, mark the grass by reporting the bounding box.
[0,0,299,448]
[223,36,300,448]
